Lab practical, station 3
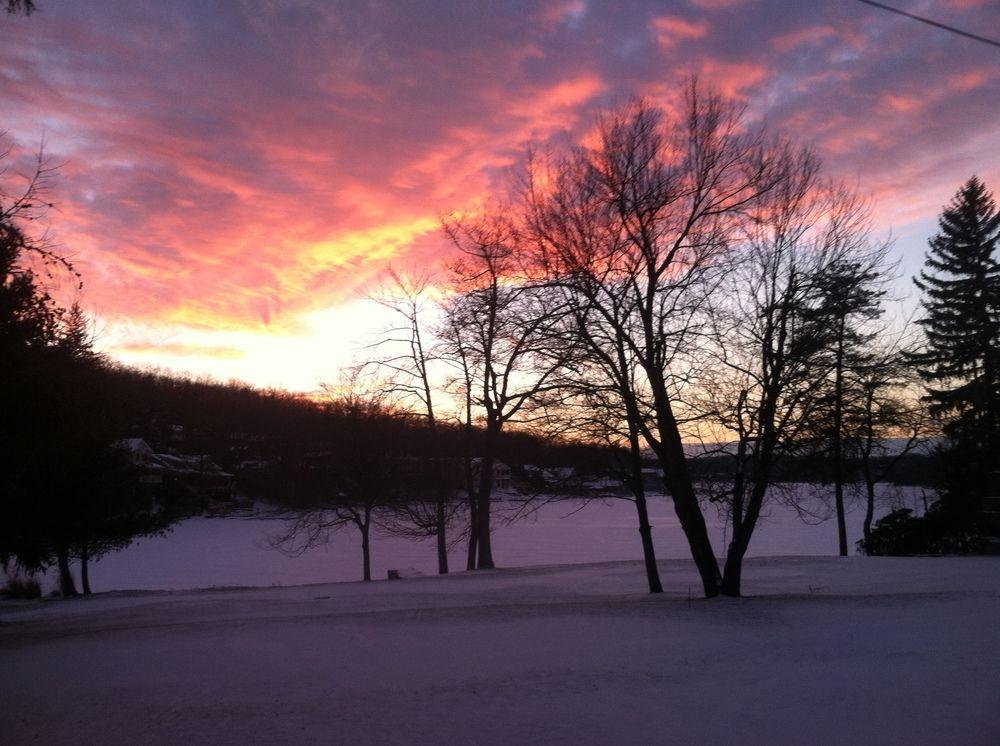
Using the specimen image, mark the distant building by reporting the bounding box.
[113,438,233,498]
[114,438,156,466]
[471,458,512,491]
[494,461,512,490]
[543,466,575,483]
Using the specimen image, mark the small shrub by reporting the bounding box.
[859,500,981,556]
[1,575,42,600]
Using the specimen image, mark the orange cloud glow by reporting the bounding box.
[1,1,997,390]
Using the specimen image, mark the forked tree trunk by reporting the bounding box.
[721,510,749,597]
[57,546,78,597]
[645,367,721,596]
[720,472,770,597]
[720,553,742,597]
[720,510,754,597]
[652,398,720,597]
[662,464,720,596]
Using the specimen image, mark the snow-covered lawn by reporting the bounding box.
[3,556,998,745]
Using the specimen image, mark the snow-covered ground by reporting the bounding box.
[2,556,998,745]
[52,483,931,593]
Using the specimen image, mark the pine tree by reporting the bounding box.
[807,255,887,555]
[911,176,1000,514]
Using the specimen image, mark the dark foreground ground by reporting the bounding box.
[2,556,998,745]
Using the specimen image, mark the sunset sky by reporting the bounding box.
[2,0,998,392]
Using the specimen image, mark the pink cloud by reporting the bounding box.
[948,68,993,92]
[650,15,708,48]
[1,0,998,386]
[771,25,838,53]
[881,93,925,114]
[690,0,751,8]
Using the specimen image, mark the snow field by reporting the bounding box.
[2,556,998,745]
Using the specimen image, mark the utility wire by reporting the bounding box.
[856,0,1000,50]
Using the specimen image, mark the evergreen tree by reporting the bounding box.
[0,159,65,577]
[807,255,888,555]
[911,176,1000,515]
[2,147,167,593]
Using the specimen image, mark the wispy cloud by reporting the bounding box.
[2,0,997,387]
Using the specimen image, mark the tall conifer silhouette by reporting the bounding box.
[911,177,1000,512]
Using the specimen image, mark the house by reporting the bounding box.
[113,438,234,498]
[543,466,575,483]
[494,461,512,490]
[471,458,512,491]
[114,438,156,467]
[523,464,579,487]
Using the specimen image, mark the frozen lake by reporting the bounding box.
[58,483,932,593]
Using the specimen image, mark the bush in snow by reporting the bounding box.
[1,573,42,600]
[859,501,981,555]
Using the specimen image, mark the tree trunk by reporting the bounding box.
[834,476,847,555]
[863,476,876,545]
[634,497,662,594]
[466,493,478,571]
[646,369,720,596]
[476,450,496,570]
[80,544,92,596]
[361,522,372,582]
[626,425,662,593]
[720,472,770,597]
[662,465,719,596]
[57,546,78,597]
[424,413,449,576]
[463,393,477,571]
[720,500,756,597]
[720,547,744,597]
[834,332,848,556]
[652,403,720,597]
[435,494,448,575]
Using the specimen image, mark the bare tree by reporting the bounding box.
[438,307,481,570]
[270,383,408,582]
[520,150,664,593]
[523,83,791,597]
[798,194,893,555]
[439,210,572,569]
[0,138,78,291]
[364,270,454,573]
[698,161,896,594]
[562,376,665,593]
[849,344,935,543]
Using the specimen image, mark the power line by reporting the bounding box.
[856,0,1000,50]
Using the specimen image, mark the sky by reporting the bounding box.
[2,0,998,392]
